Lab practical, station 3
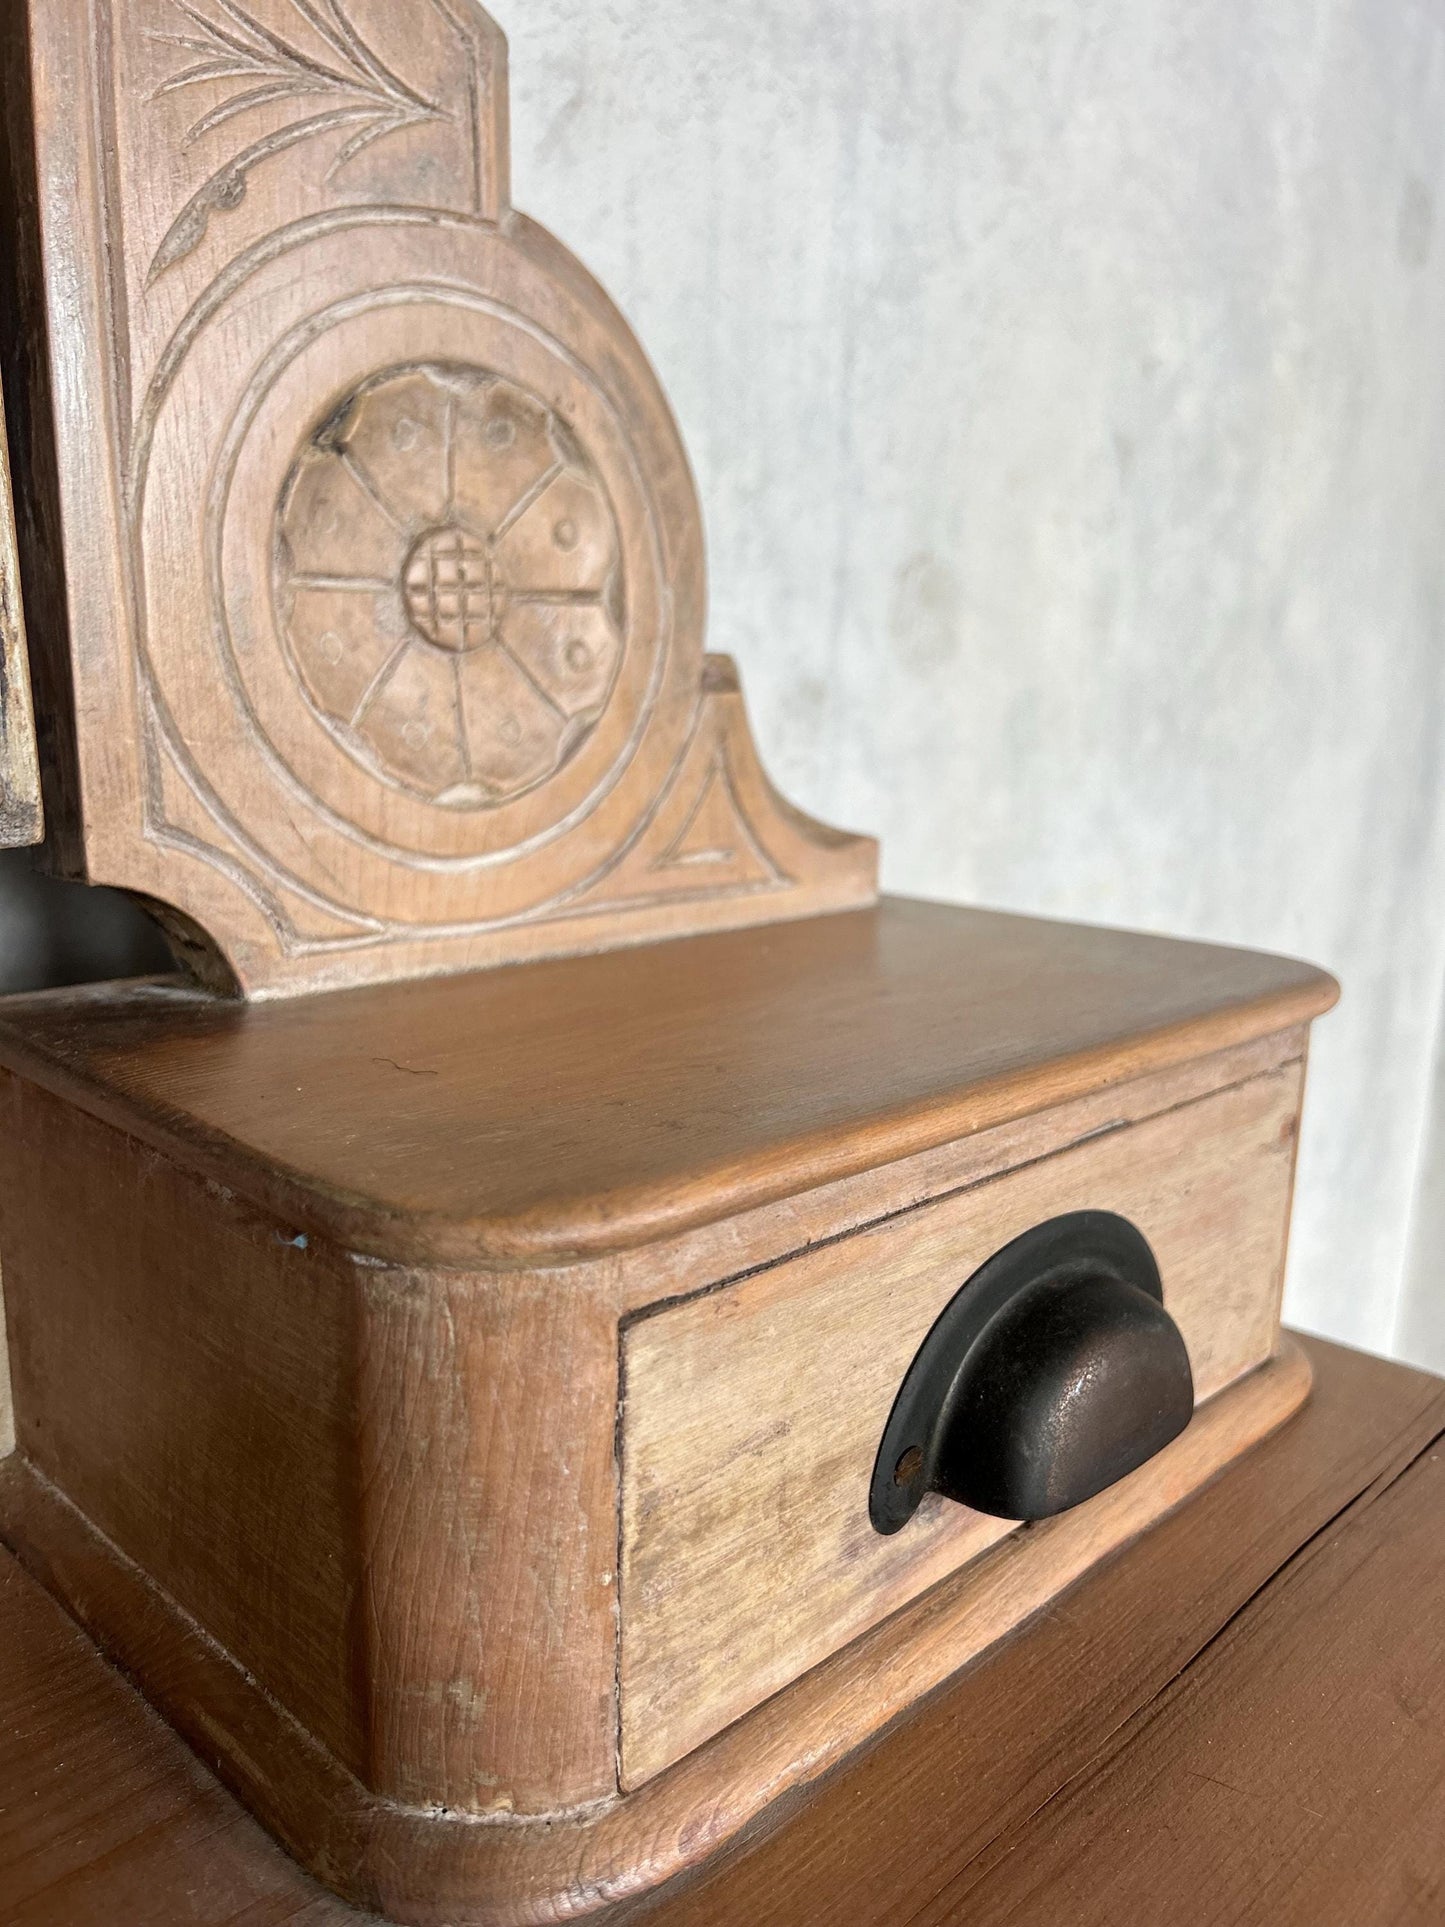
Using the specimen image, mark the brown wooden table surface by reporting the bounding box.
[3,1333,1443,1927]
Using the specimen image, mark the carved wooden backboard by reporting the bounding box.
[1,0,876,994]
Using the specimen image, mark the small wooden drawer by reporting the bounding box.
[620,1063,1302,1784]
[0,901,1333,1925]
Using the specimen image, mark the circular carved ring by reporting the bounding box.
[273,363,626,807]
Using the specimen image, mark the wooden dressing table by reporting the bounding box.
[0,2,1424,1923]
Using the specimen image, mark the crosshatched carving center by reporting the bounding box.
[275,364,626,807]
[403,526,505,654]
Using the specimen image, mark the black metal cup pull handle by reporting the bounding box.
[869,1211,1195,1535]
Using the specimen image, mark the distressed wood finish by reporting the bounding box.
[0,382,42,848]
[0,892,1335,1921]
[3,1338,1442,1927]
[3,0,874,996]
[0,898,1333,1267]
[0,1077,621,1815]
[0,1540,353,1927]
[620,1063,1303,1785]
[0,1348,1314,1926]
[939,1398,1445,1926]
[649,1337,1445,1927]
[0,0,1345,1917]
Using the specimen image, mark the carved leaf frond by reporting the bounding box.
[148,103,390,283]
[148,0,445,282]
[283,0,368,75]
[147,29,251,58]
[154,56,292,94]
[305,0,433,112]
[168,0,267,61]
[326,106,410,176]
[205,0,325,68]
[181,75,334,147]
[160,0,432,111]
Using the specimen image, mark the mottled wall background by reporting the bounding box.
[7,0,1445,1365]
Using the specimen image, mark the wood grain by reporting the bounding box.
[0,1342,1313,1925]
[354,1264,621,1812]
[620,1063,1304,1784]
[0,380,41,848]
[0,891,1333,1913]
[606,1022,1311,1311]
[0,1077,371,1778]
[0,5,1352,1921]
[1,1337,1440,1927]
[0,898,1337,1266]
[6,0,873,994]
[631,1337,1445,1927]
[0,1074,621,1818]
[0,1543,353,1926]
[0,1254,12,1459]
[950,1408,1445,1925]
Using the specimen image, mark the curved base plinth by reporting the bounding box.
[0,1340,1311,1926]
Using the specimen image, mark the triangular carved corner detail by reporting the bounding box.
[15,0,878,992]
[567,657,875,926]
[652,763,780,882]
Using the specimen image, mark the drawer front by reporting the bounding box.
[618,1061,1303,1786]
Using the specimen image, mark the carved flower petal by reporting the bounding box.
[499,601,621,721]
[356,643,468,795]
[492,469,616,596]
[458,644,571,795]
[450,380,558,538]
[279,445,411,580]
[340,371,453,532]
[284,583,410,724]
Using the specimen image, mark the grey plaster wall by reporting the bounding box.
[502,0,1445,1361]
[3,1,1444,1364]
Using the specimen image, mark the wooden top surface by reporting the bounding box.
[0,898,1336,1265]
[953,1383,1445,1926]
[0,1334,1439,1926]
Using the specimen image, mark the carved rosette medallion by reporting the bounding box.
[25,0,878,992]
[275,365,625,806]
